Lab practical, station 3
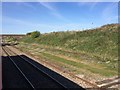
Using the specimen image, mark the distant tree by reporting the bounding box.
[26,32,32,36]
[30,31,41,38]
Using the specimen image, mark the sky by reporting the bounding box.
[1,2,118,34]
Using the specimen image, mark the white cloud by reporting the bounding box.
[50,12,69,22]
[39,2,56,11]
[2,16,101,34]
[2,16,68,33]
[105,16,118,23]
[38,2,68,21]
[78,2,118,24]
[78,2,98,11]
[3,16,35,26]
[101,2,118,23]
[89,2,98,11]
[22,2,36,10]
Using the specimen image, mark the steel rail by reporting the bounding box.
[5,46,68,89]
[2,47,35,89]
[13,46,99,88]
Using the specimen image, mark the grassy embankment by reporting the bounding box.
[17,24,119,78]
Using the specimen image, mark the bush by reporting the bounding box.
[27,31,40,38]
[26,32,31,36]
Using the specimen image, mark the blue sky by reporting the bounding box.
[2,2,118,34]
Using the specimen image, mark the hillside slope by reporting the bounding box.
[22,24,118,54]
[20,24,119,69]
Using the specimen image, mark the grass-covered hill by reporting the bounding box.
[16,23,119,77]
[22,24,118,55]
[20,24,119,68]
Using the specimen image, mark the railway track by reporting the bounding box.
[12,45,120,89]
[2,47,34,88]
[2,46,120,89]
[12,46,100,88]
[2,46,84,89]
[97,77,120,88]
[96,77,120,85]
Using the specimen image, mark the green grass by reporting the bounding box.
[20,24,118,63]
[41,52,117,77]
[18,23,119,77]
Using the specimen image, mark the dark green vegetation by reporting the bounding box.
[19,24,119,76]
[26,31,41,38]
